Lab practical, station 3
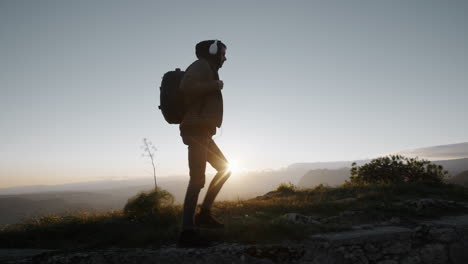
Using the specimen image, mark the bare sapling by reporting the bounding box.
[141,138,157,190]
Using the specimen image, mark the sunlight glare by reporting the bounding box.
[227,159,239,173]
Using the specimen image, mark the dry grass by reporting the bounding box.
[1,182,467,249]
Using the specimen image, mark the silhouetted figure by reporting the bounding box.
[177,40,231,248]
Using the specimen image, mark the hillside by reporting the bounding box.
[448,170,468,186]
[1,142,467,230]
[1,182,467,248]
[0,192,124,228]
[1,182,468,263]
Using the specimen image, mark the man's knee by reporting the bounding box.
[217,167,232,178]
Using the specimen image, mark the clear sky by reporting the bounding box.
[1,0,467,188]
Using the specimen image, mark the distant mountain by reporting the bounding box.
[395,142,468,160]
[298,168,351,188]
[0,194,104,228]
[297,158,468,188]
[293,142,468,188]
[288,160,370,171]
[432,158,468,176]
[0,177,156,195]
[4,142,467,196]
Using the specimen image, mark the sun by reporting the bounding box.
[227,159,240,173]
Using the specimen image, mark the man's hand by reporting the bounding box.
[216,80,224,90]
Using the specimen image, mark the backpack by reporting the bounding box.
[158,68,185,124]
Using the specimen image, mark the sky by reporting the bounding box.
[1,0,467,188]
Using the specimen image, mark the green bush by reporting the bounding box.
[349,155,447,185]
[123,187,174,218]
[276,182,297,194]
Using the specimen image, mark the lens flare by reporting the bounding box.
[227,159,239,173]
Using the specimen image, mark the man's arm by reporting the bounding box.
[180,61,219,96]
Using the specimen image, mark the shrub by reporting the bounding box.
[348,155,447,185]
[123,187,174,218]
[276,183,298,194]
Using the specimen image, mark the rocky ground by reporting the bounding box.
[2,198,468,264]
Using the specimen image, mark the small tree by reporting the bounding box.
[141,138,157,190]
[349,155,447,185]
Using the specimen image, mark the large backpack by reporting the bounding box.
[158,68,185,124]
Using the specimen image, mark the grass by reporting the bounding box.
[1,182,467,249]
[0,207,181,249]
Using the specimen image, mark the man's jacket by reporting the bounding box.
[179,59,223,132]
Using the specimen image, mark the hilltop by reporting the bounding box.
[1,181,468,263]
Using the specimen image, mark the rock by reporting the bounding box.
[320,215,340,223]
[420,244,447,264]
[364,243,379,253]
[367,252,383,261]
[339,210,362,217]
[352,224,375,230]
[310,226,413,245]
[425,214,468,227]
[342,248,368,264]
[377,260,398,264]
[379,217,401,226]
[449,242,468,264]
[400,254,421,264]
[8,214,468,264]
[402,199,460,212]
[0,249,56,263]
[382,241,411,255]
[283,213,321,225]
[429,227,457,243]
[319,210,368,226]
[352,255,369,264]
[413,223,437,240]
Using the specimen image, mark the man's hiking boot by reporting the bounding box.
[195,209,225,229]
[177,229,212,248]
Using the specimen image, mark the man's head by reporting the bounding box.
[195,40,227,69]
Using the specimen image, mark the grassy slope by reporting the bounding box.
[0,183,467,250]
[449,170,468,186]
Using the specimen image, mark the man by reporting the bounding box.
[177,40,231,248]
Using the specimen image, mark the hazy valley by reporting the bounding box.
[1,142,468,228]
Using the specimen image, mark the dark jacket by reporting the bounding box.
[179,59,223,136]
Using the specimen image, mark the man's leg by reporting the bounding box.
[200,138,231,211]
[181,136,208,230]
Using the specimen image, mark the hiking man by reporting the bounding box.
[177,40,231,247]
